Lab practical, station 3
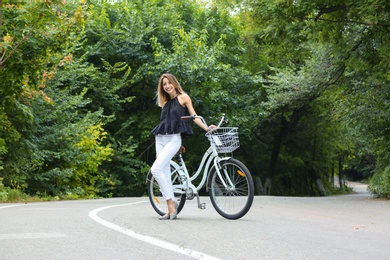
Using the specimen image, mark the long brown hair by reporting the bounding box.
[156,73,185,107]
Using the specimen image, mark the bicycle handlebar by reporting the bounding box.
[181,113,227,130]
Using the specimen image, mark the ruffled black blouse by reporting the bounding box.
[152,96,193,137]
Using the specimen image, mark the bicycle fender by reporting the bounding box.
[206,156,231,190]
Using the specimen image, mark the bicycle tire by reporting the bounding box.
[208,158,254,220]
[147,164,186,216]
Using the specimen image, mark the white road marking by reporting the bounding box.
[0,204,25,209]
[89,202,221,260]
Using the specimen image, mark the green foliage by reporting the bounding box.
[344,154,376,181]
[104,137,149,197]
[1,1,117,198]
[369,166,390,199]
[3,79,114,197]
[235,0,390,196]
[0,178,62,202]
[1,0,389,199]
[239,45,350,195]
[79,0,260,192]
[0,186,29,203]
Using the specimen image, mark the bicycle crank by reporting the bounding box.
[186,187,196,200]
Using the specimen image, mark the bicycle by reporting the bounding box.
[146,114,254,220]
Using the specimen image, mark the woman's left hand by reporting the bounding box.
[207,125,217,132]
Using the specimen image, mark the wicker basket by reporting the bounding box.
[205,127,239,153]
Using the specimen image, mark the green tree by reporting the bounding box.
[1,1,65,172]
[1,1,117,198]
[235,0,389,196]
[80,0,259,195]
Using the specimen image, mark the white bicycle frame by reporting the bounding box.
[170,114,233,208]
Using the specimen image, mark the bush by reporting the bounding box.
[368,166,390,198]
[0,185,29,202]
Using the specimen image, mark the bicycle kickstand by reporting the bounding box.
[196,195,206,209]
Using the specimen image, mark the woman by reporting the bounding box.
[151,73,211,220]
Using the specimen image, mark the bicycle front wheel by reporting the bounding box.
[208,158,254,220]
[147,164,186,216]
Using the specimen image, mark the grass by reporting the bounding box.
[0,178,60,203]
[0,179,101,203]
[0,186,45,203]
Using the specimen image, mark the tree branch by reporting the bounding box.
[312,17,374,27]
[0,19,38,69]
[314,4,348,21]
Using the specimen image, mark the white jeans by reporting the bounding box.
[151,134,181,200]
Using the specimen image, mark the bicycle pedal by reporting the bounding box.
[198,203,206,210]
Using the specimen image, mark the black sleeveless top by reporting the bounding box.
[151,96,193,137]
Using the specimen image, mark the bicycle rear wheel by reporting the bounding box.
[208,158,254,220]
[147,164,186,216]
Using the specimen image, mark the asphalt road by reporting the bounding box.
[0,182,389,260]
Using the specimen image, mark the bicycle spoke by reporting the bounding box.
[147,165,186,216]
[209,158,254,219]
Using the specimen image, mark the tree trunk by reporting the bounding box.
[338,157,344,190]
[252,175,264,195]
[265,108,307,195]
[310,167,326,196]
[331,163,335,187]
[267,131,283,185]
[316,178,326,196]
[266,115,287,195]
[264,177,272,195]
[309,129,325,196]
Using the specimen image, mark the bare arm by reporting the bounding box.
[178,94,209,131]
